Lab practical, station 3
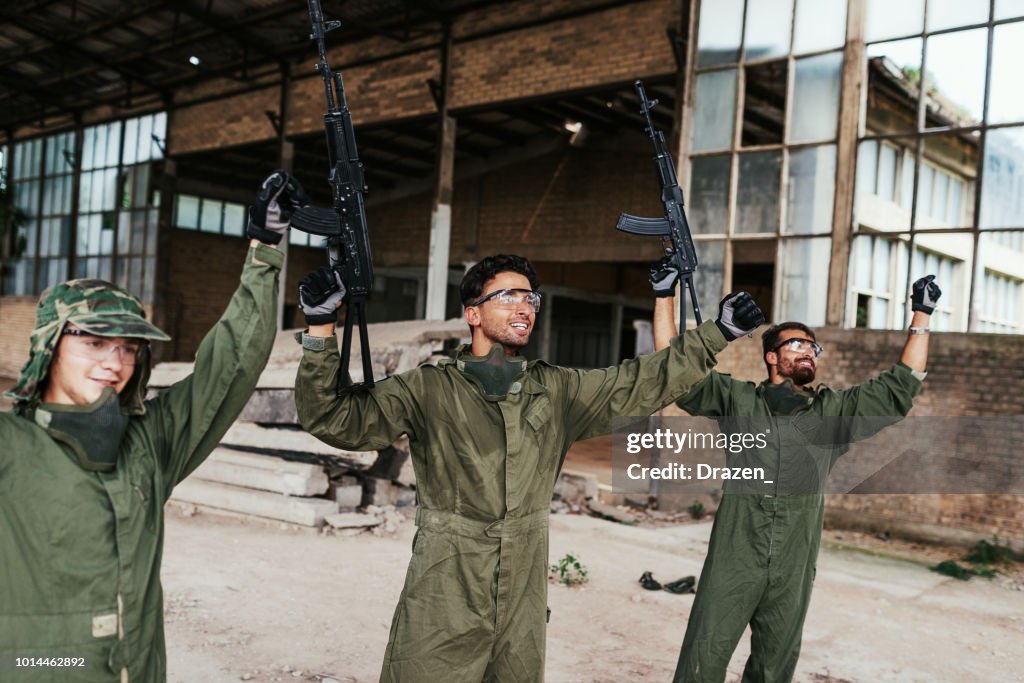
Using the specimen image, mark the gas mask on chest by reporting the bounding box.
[34,388,129,472]
[761,380,814,416]
[457,344,528,400]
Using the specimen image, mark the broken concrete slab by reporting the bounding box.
[330,483,362,510]
[325,512,382,529]
[221,423,376,468]
[171,479,338,527]
[191,448,329,497]
[586,500,639,525]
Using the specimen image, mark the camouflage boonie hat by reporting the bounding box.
[7,279,170,415]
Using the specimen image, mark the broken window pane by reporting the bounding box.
[866,0,923,42]
[736,150,782,233]
[778,237,830,326]
[866,38,922,135]
[688,155,731,234]
[743,60,787,146]
[854,136,915,231]
[981,126,1024,229]
[793,0,847,54]
[692,69,737,152]
[910,233,972,330]
[744,0,793,60]
[923,29,986,128]
[696,0,743,66]
[976,232,1024,333]
[918,131,978,228]
[988,22,1024,124]
[693,239,726,312]
[791,52,843,143]
[786,144,836,235]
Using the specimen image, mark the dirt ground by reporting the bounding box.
[162,504,1024,683]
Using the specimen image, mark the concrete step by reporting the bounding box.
[171,479,338,527]
[191,448,329,497]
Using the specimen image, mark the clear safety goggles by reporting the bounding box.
[61,329,145,366]
[469,288,543,313]
[772,337,824,358]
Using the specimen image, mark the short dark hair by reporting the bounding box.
[761,322,816,374]
[460,254,540,305]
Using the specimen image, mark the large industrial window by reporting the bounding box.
[3,112,166,301]
[851,0,1024,332]
[174,194,246,237]
[687,0,848,326]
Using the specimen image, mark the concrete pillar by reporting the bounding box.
[425,26,455,321]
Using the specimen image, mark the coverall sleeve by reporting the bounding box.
[294,338,426,451]
[561,319,728,442]
[829,361,923,417]
[144,243,281,497]
[674,370,748,417]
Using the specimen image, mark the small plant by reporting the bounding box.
[549,552,589,586]
[931,536,1022,581]
[931,560,971,580]
[688,501,705,520]
[963,536,1020,565]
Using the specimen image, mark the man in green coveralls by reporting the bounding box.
[652,267,942,683]
[293,254,765,682]
[0,171,309,682]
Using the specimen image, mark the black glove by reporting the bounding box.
[246,170,311,245]
[911,274,941,314]
[715,291,765,341]
[299,267,346,326]
[649,255,680,298]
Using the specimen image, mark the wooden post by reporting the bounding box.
[825,0,867,326]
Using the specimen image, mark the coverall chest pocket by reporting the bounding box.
[524,395,558,473]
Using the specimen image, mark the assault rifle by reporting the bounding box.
[292,0,375,394]
[616,80,702,327]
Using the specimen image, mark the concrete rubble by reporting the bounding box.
[151,318,620,530]
[149,318,468,529]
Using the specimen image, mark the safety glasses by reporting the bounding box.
[772,337,823,358]
[61,329,145,366]
[469,288,543,313]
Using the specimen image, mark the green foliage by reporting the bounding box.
[688,500,705,520]
[931,560,970,580]
[549,552,589,586]
[963,536,1020,565]
[931,536,1021,581]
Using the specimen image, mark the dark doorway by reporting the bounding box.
[732,240,776,323]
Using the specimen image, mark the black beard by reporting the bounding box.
[789,365,815,385]
[779,357,816,385]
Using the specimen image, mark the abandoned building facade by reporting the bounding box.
[0,0,1022,543]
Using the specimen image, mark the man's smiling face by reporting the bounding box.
[768,328,819,387]
[465,271,537,354]
[43,324,139,405]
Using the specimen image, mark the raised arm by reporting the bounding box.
[900,275,941,373]
[144,171,310,494]
[294,266,424,452]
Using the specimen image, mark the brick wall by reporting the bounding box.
[0,297,36,379]
[693,326,1024,546]
[168,0,679,155]
[452,0,678,109]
